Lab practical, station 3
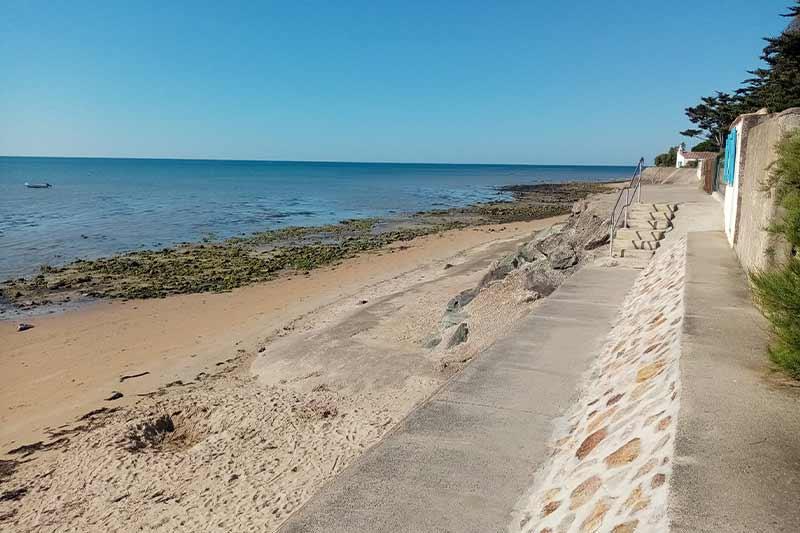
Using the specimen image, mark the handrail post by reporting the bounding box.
[610,214,614,257]
[624,189,629,227]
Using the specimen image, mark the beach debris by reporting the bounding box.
[7,438,69,458]
[0,488,27,502]
[443,263,454,270]
[125,414,175,451]
[105,391,124,401]
[0,460,17,481]
[119,371,150,383]
[16,323,34,332]
[446,322,470,348]
[78,407,118,421]
[357,299,368,305]
[300,397,338,419]
[446,288,478,312]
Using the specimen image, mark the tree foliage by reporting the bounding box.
[680,92,743,151]
[691,139,717,152]
[654,146,677,167]
[681,2,800,146]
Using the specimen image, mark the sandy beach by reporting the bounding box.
[0,214,576,531]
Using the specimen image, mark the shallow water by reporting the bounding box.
[0,157,632,278]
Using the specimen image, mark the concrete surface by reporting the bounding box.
[670,231,800,532]
[278,265,639,532]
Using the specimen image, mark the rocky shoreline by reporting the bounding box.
[426,195,614,370]
[1,182,614,313]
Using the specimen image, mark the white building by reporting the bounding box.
[675,143,717,168]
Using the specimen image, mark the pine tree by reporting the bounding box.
[681,2,800,143]
[740,2,800,112]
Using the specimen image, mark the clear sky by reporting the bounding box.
[0,1,792,165]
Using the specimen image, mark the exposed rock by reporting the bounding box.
[446,288,478,312]
[518,241,546,263]
[423,335,442,349]
[479,254,521,287]
[441,311,467,329]
[583,232,610,251]
[517,291,540,304]
[571,200,588,215]
[536,232,569,257]
[522,260,567,297]
[446,323,469,348]
[548,246,578,270]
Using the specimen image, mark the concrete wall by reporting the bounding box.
[730,108,800,272]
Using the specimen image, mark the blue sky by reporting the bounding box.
[0,1,792,164]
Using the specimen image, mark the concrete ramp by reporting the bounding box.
[278,265,639,532]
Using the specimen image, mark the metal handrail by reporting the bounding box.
[609,157,645,257]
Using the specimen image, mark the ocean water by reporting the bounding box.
[0,157,633,278]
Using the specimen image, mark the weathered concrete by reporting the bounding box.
[731,108,800,271]
[279,265,639,532]
[670,231,800,532]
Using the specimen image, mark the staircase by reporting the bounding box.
[612,203,677,267]
[608,158,678,268]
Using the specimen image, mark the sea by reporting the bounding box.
[0,157,633,279]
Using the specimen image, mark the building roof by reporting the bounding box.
[682,151,718,160]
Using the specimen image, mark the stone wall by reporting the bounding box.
[732,108,800,272]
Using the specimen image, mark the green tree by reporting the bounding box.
[740,2,800,113]
[691,139,717,152]
[654,146,677,167]
[681,3,800,145]
[680,92,745,151]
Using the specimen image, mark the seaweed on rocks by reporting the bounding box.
[0,181,613,307]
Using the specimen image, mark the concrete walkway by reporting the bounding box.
[671,231,800,532]
[279,265,639,532]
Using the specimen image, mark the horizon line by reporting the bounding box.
[0,154,638,168]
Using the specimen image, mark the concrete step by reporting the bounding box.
[630,203,678,214]
[627,210,675,221]
[613,248,655,260]
[615,239,661,251]
[614,229,666,241]
[626,219,672,230]
[613,257,651,269]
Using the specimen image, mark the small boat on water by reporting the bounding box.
[24,182,52,189]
